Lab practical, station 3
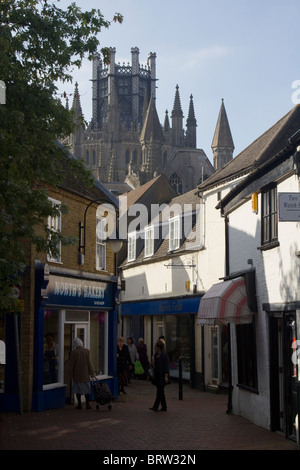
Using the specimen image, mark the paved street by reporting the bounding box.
[0,379,298,453]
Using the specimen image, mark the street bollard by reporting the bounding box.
[179,357,183,400]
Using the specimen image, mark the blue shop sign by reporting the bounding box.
[121,296,201,316]
[44,275,114,309]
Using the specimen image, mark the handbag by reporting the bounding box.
[134,360,145,375]
[148,366,154,379]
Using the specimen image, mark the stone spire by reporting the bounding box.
[140,95,164,179]
[171,85,184,146]
[72,82,83,119]
[186,94,197,148]
[164,110,170,133]
[140,95,164,143]
[211,99,234,170]
[70,82,84,159]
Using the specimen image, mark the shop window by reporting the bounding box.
[43,309,108,393]
[144,225,154,257]
[43,310,59,385]
[96,217,106,270]
[169,215,180,251]
[90,312,106,375]
[128,232,136,261]
[47,198,61,263]
[165,314,191,380]
[236,322,258,391]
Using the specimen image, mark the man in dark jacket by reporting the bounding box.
[149,340,169,412]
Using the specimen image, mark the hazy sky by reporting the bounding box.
[57,0,300,164]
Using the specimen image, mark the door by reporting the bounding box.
[270,313,298,440]
[283,314,298,440]
[74,324,89,348]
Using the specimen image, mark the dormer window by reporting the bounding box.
[128,232,136,262]
[144,225,154,257]
[169,215,180,251]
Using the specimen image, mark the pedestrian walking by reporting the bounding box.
[127,337,138,383]
[69,337,95,409]
[136,337,150,380]
[117,337,132,394]
[149,339,169,412]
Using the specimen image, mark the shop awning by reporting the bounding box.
[197,277,254,325]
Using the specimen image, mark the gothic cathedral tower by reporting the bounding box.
[64,48,234,194]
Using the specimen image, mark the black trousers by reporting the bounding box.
[153,384,167,410]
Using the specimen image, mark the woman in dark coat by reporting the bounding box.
[117,337,132,394]
[149,340,169,412]
[136,337,150,379]
[69,337,95,409]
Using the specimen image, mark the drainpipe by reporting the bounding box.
[14,313,23,414]
[225,215,233,414]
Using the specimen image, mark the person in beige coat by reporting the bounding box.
[69,337,95,409]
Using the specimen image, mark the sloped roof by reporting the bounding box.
[122,186,200,267]
[123,174,177,209]
[198,104,300,192]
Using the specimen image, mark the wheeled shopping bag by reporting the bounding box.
[92,380,114,410]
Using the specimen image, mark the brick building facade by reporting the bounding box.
[0,151,120,412]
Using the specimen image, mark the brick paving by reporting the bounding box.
[0,379,298,452]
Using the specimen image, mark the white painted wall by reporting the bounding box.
[226,172,300,429]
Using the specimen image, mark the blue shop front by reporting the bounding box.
[33,262,118,411]
[121,295,201,387]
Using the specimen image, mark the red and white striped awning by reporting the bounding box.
[197,277,254,325]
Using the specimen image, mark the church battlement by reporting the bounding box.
[66,48,233,195]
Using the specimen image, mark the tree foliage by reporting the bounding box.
[0,0,123,313]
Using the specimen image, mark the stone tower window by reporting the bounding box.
[170,172,183,194]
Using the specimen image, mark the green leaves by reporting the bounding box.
[0,0,123,311]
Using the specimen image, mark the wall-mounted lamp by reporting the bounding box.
[78,198,125,265]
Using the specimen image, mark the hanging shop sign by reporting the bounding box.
[121,296,201,316]
[43,275,114,309]
[278,192,300,221]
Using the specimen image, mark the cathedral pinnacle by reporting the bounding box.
[211,99,234,170]
[171,84,183,118]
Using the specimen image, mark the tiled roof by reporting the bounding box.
[198,104,300,192]
[123,175,162,208]
[122,186,201,267]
